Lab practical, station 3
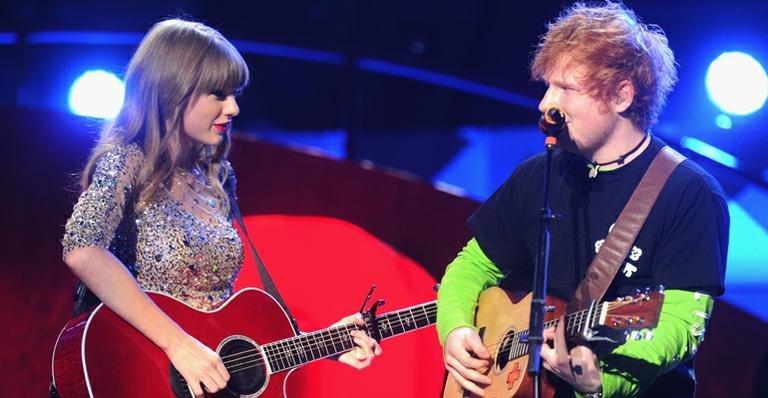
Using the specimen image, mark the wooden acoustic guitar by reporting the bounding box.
[442,287,663,398]
[52,288,436,397]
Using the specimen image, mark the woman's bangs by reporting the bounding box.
[198,42,249,95]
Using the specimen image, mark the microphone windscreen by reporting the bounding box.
[539,107,566,137]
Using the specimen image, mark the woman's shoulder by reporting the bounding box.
[113,142,145,161]
[97,142,145,166]
[92,142,146,183]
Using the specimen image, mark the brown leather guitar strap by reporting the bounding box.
[566,146,686,313]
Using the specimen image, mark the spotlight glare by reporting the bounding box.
[68,70,124,119]
[715,114,733,129]
[705,52,768,116]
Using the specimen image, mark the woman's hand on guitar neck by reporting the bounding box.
[541,315,602,394]
[333,313,382,370]
[444,327,493,397]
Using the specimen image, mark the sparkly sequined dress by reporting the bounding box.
[62,144,244,311]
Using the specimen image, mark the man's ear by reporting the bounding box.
[614,80,635,113]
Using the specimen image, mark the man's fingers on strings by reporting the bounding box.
[459,340,491,369]
[456,349,490,370]
[466,335,491,360]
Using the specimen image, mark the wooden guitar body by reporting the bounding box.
[443,287,662,398]
[443,289,560,398]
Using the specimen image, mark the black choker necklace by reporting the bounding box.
[587,133,649,178]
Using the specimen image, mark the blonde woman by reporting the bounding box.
[62,19,380,397]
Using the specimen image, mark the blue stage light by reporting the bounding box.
[705,52,768,116]
[68,70,124,119]
[681,136,739,169]
[715,114,733,129]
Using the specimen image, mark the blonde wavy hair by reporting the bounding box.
[531,2,677,132]
[80,18,249,213]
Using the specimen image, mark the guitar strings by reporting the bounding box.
[219,306,437,364]
[470,299,642,363]
[221,300,604,374]
[222,301,589,376]
[173,309,439,393]
[174,301,606,390]
[182,297,642,379]
[460,301,608,362]
[225,308,437,374]
[224,323,364,372]
[227,307,437,370]
[217,307,437,374]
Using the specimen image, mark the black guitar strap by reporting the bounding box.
[225,176,301,334]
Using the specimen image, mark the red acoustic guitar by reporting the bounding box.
[52,288,436,397]
[442,287,663,398]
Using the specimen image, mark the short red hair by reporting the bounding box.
[531,2,677,132]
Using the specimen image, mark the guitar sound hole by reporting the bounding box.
[219,336,267,397]
[495,330,516,371]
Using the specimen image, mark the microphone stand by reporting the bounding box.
[527,111,562,398]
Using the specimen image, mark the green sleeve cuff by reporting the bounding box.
[599,289,714,397]
[436,238,505,346]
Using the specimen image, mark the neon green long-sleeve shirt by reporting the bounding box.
[437,238,714,398]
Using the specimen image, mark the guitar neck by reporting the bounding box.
[263,301,437,373]
[499,302,606,363]
[547,303,604,337]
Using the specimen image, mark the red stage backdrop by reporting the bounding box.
[233,215,443,397]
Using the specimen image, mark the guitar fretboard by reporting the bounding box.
[263,301,437,373]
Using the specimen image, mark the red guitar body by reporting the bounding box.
[52,288,297,398]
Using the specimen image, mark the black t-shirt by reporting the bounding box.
[469,135,728,300]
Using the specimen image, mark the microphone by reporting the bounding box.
[538,107,566,137]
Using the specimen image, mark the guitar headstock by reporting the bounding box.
[600,286,664,332]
